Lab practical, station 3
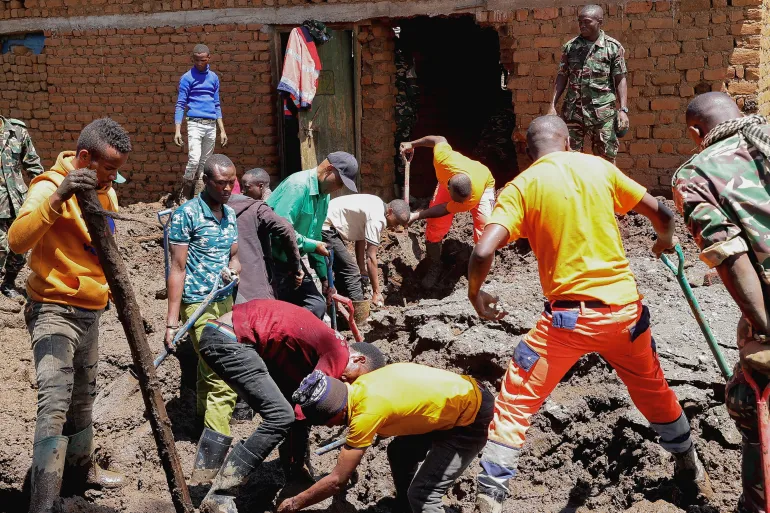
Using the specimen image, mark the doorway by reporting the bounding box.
[393,16,517,198]
[277,27,358,193]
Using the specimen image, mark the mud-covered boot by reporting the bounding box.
[64,424,126,491]
[200,441,260,513]
[179,179,196,202]
[475,492,504,513]
[420,242,443,289]
[0,270,22,300]
[230,398,253,425]
[737,438,765,512]
[29,435,68,513]
[190,427,234,485]
[673,445,714,502]
[194,178,205,197]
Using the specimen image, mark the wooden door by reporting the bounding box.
[299,29,356,193]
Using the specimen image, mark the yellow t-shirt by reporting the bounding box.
[345,363,482,449]
[488,151,646,305]
[434,142,495,214]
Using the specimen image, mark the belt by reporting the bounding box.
[188,117,217,124]
[550,300,609,309]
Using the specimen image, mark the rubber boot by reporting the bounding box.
[352,299,370,325]
[0,269,22,300]
[230,398,254,425]
[64,424,126,491]
[738,438,765,512]
[193,179,205,197]
[180,179,196,202]
[200,441,259,513]
[475,492,504,513]
[421,242,443,289]
[190,427,234,485]
[673,444,714,502]
[29,435,68,513]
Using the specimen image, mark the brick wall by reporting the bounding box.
[3,25,276,203]
[760,0,770,116]
[359,20,396,200]
[479,0,762,194]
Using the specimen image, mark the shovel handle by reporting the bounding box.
[659,244,732,380]
[742,366,770,513]
[326,251,337,331]
[403,158,411,203]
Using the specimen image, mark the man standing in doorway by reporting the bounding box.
[165,154,240,467]
[547,4,629,163]
[9,118,131,512]
[0,114,44,298]
[174,44,228,202]
[266,152,359,320]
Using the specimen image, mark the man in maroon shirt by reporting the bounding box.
[195,299,385,512]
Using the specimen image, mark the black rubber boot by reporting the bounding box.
[190,427,233,485]
[200,441,260,513]
[29,435,68,513]
[738,439,765,512]
[673,444,714,502]
[63,424,126,493]
[0,270,22,300]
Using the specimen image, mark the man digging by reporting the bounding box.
[165,154,240,480]
[277,362,495,513]
[323,194,410,309]
[467,115,713,513]
[193,299,385,513]
[399,135,496,289]
[9,118,130,512]
[673,92,770,513]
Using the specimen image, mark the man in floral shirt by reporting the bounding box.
[165,154,241,482]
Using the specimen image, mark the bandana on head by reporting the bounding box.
[302,20,332,45]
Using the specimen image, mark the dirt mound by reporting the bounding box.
[0,202,742,513]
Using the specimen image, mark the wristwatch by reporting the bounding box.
[620,107,629,113]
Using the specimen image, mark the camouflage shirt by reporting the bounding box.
[558,31,627,125]
[672,124,770,283]
[0,116,43,219]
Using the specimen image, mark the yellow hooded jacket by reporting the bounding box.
[8,151,119,310]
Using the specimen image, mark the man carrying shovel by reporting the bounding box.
[399,135,495,289]
[323,194,410,309]
[8,118,130,512]
[672,92,770,513]
[165,153,240,482]
[467,115,713,513]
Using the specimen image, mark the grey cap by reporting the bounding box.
[327,151,358,192]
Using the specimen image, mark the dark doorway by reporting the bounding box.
[393,16,517,199]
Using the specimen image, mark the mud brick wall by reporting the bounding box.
[358,20,397,200]
[480,0,763,194]
[3,25,276,203]
[760,0,770,116]
[1,46,49,153]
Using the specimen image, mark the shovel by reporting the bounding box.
[395,155,421,267]
[661,245,770,512]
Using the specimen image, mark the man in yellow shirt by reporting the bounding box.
[466,116,712,513]
[277,363,495,513]
[400,136,495,288]
[9,118,130,512]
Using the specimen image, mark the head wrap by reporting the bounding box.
[702,114,770,159]
[302,20,332,45]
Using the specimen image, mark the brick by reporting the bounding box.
[685,69,701,82]
[653,127,683,139]
[702,36,734,52]
[629,142,657,155]
[729,48,760,65]
[646,17,673,29]
[731,22,762,36]
[651,72,680,85]
[675,55,704,70]
[680,0,710,11]
[651,98,681,110]
[728,80,758,94]
[534,37,562,49]
[703,68,727,80]
[624,1,652,13]
[533,7,558,19]
[650,156,685,168]
[513,50,539,63]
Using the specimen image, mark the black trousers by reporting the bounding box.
[322,229,364,301]
[199,325,295,461]
[272,259,326,319]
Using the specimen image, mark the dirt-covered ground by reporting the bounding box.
[0,201,744,513]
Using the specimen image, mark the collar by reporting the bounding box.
[196,193,228,221]
[578,30,605,47]
[308,167,320,197]
[192,65,210,74]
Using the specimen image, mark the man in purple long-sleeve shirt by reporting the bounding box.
[174,44,228,202]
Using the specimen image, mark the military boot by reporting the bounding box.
[420,242,443,289]
[200,441,260,513]
[0,270,22,300]
[29,435,68,513]
[737,438,765,512]
[64,424,126,492]
[190,427,233,485]
[673,445,714,502]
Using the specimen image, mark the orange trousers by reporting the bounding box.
[488,300,683,449]
[425,184,495,244]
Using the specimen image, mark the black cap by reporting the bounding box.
[327,152,358,192]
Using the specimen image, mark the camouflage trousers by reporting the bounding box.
[0,217,25,276]
[567,116,618,162]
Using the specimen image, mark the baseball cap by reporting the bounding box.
[327,152,358,192]
[114,172,126,184]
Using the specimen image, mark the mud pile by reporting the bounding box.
[0,204,743,513]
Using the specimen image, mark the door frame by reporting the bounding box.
[270,23,362,190]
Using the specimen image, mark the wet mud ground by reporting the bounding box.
[0,200,743,513]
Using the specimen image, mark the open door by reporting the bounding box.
[279,28,358,195]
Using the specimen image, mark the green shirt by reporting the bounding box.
[267,168,329,279]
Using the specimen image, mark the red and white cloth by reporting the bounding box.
[278,27,322,112]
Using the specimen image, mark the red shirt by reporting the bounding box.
[231,299,350,395]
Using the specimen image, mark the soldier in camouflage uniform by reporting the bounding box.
[672,92,770,513]
[548,4,629,163]
[394,42,420,195]
[0,115,43,299]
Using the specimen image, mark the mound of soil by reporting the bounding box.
[0,202,742,513]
